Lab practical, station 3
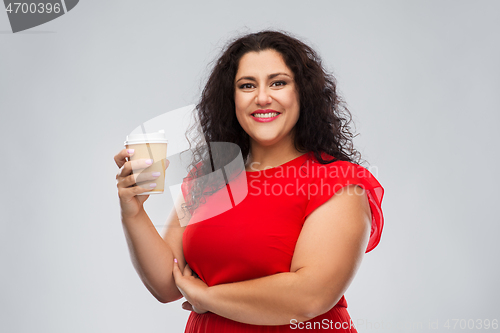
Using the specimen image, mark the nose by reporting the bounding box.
[255,87,272,107]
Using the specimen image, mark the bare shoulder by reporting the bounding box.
[327,184,372,222]
[290,184,371,273]
[306,184,371,224]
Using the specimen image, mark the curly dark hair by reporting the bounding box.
[183,30,361,212]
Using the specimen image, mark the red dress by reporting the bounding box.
[181,152,384,332]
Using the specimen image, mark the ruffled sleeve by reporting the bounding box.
[303,160,384,253]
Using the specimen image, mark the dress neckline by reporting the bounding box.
[245,152,309,173]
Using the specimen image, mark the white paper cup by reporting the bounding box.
[125,130,168,195]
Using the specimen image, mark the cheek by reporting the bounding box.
[234,94,248,128]
[290,106,300,127]
[287,92,300,119]
[234,93,246,113]
[234,98,244,121]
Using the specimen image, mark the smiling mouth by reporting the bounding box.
[252,112,280,118]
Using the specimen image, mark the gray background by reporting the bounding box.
[1,0,499,332]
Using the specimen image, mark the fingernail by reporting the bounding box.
[152,172,161,177]
[127,149,134,154]
[145,159,153,165]
[174,258,178,263]
[149,183,157,188]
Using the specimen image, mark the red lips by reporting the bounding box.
[251,109,281,115]
[250,109,281,123]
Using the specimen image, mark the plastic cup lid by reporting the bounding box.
[124,130,168,145]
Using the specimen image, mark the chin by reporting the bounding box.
[251,136,282,147]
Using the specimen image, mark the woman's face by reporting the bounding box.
[234,49,300,149]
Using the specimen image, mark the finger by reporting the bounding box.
[172,258,181,280]
[114,148,134,168]
[182,301,194,311]
[117,171,161,188]
[117,158,154,179]
[135,170,162,184]
[183,264,192,276]
[165,159,170,170]
[117,184,155,201]
[117,176,158,193]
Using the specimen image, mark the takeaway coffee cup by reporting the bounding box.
[124,130,168,195]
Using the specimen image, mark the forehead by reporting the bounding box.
[236,49,292,77]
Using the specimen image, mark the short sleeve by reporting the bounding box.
[304,160,384,253]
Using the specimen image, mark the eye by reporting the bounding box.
[239,83,255,89]
[271,81,287,87]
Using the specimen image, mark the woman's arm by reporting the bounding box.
[173,185,371,325]
[115,148,189,303]
[122,193,188,303]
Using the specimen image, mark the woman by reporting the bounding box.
[114,30,384,332]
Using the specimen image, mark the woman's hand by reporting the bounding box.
[114,148,169,218]
[172,259,209,314]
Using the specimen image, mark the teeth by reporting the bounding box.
[253,112,279,118]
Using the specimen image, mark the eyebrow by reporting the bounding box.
[235,72,292,84]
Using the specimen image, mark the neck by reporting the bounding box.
[246,137,304,171]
